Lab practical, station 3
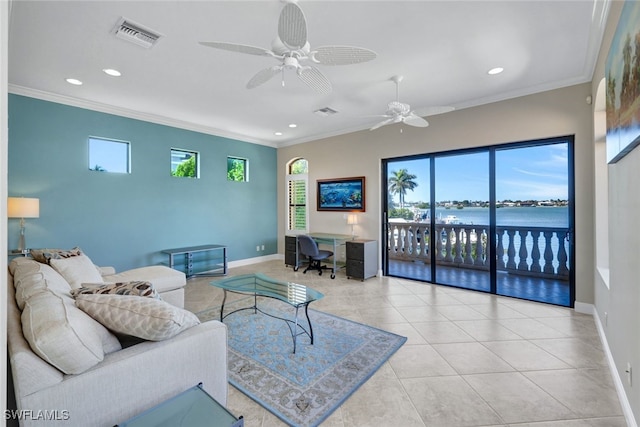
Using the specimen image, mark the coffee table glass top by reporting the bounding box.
[210,273,323,306]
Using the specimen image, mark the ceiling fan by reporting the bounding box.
[199,1,377,94]
[370,75,454,131]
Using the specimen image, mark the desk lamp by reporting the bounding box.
[8,197,40,252]
[346,214,358,240]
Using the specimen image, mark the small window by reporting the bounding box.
[171,148,199,178]
[89,137,130,173]
[227,156,248,182]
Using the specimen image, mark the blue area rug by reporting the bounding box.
[197,299,406,427]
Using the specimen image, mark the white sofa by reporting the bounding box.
[7,256,228,427]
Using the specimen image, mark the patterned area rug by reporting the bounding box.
[197,299,406,427]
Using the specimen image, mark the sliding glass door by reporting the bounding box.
[434,152,490,292]
[382,137,574,307]
[495,143,572,306]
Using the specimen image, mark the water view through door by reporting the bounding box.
[384,138,574,307]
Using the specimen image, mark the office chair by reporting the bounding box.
[297,235,335,279]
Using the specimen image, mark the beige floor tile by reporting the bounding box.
[402,376,504,427]
[435,304,489,321]
[497,318,568,339]
[482,340,571,371]
[455,319,523,341]
[396,305,449,322]
[378,322,428,345]
[388,344,456,378]
[432,342,515,374]
[466,303,529,319]
[463,372,575,423]
[523,369,623,418]
[530,338,608,368]
[412,320,475,344]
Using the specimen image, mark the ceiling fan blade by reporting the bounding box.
[278,3,307,50]
[404,114,430,127]
[370,117,396,131]
[411,106,455,117]
[247,66,282,89]
[297,66,332,94]
[311,46,377,65]
[199,41,274,57]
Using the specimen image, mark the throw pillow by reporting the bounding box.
[30,247,82,264]
[75,294,200,341]
[49,254,104,289]
[70,281,160,299]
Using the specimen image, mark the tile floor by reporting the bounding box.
[184,260,626,427]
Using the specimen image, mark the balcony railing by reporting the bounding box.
[387,221,570,280]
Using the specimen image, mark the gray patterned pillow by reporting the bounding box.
[75,294,200,341]
[71,281,160,299]
[30,247,83,264]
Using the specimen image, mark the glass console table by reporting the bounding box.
[162,244,227,278]
[116,383,243,427]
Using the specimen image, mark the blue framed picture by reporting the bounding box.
[317,177,365,212]
[606,1,640,163]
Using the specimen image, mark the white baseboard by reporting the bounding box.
[227,254,282,269]
[584,302,638,427]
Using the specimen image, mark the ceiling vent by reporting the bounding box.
[314,107,339,117]
[112,18,162,49]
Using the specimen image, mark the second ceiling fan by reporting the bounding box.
[199,1,377,94]
[370,75,454,131]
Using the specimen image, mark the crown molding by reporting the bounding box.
[8,84,278,149]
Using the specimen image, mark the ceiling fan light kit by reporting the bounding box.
[199,2,377,94]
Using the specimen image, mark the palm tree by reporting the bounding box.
[388,169,418,209]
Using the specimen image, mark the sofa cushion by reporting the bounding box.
[102,266,185,294]
[49,254,104,289]
[10,257,73,309]
[21,291,112,374]
[71,281,160,299]
[76,294,200,341]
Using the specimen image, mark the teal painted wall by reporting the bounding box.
[8,94,277,271]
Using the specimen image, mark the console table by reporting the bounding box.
[162,244,227,278]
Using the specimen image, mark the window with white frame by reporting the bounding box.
[88,137,130,173]
[227,156,248,182]
[286,158,308,232]
[171,148,199,178]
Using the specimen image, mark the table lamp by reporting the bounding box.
[8,197,40,252]
[346,214,358,240]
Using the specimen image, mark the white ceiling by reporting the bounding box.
[8,1,609,147]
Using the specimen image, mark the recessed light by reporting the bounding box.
[288,124,297,128]
[488,67,504,75]
[103,68,122,77]
[65,78,83,86]
[274,132,283,136]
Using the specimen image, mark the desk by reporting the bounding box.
[308,233,352,279]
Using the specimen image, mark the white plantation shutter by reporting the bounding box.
[287,175,308,232]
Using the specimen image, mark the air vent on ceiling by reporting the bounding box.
[112,18,162,49]
[314,107,339,117]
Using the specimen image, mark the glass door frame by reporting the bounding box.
[381,135,575,307]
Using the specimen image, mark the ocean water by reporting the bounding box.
[428,206,569,228]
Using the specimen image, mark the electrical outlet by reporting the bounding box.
[256,245,260,251]
[627,363,632,387]
[261,245,265,251]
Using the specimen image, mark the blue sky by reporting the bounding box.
[388,143,568,203]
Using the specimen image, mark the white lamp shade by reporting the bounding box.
[8,197,40,218]
[346,214,358,225]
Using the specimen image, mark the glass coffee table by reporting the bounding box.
[117,383,243,427]
[210,273,324,353]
